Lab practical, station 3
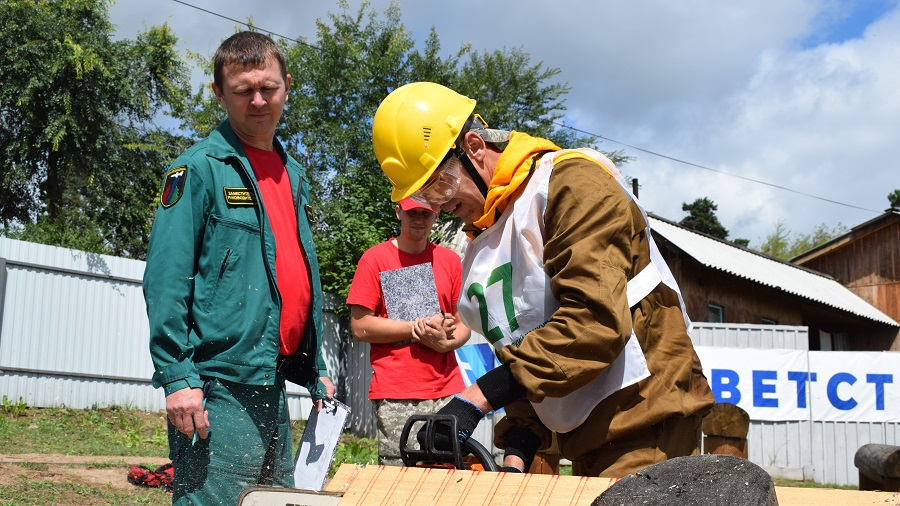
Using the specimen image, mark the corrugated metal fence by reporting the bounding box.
[1,238,897,486]
[0,237,336,418]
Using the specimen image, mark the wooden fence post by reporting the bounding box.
[702,403,750,459]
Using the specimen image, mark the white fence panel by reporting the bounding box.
[691,322,809,350]
[0,238,324,418]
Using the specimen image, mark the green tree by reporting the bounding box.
[179,2,602,300]
[680,197,728,239]
[281,3,444,298]
[0,0,190,258]
[759,220,847,260]
[888,189,900,209]
[454,48,593,149]
[758,221,790,259]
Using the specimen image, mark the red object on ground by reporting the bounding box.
[127,462,174,492]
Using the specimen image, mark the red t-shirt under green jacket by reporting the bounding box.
[244,144,310,356]
[346,241,466,400]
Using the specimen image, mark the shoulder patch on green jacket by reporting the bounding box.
[224,187,257,206]
[160,166,187,208]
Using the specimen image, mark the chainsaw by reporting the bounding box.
[399,414,499,472]
[237,414,499,505]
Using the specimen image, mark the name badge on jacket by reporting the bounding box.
[224,187,256,206]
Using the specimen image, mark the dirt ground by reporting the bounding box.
[0,453,171,492]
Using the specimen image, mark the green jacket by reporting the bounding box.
[143,119,327,398]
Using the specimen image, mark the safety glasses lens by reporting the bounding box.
[418,158,461,206]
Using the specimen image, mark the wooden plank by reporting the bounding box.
[418,467,497,506]
[324,464,899,505]
[515,473,553,505]
[547,475,619,506]
[324,463,360,493]
[486,469,527,503]
[774,486,900,506]
[338,465,401,505]
[326,464,618,505]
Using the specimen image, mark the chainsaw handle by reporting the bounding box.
[463,437,499,472]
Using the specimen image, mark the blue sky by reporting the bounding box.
[801,0,897,46]
[110,0,900,247]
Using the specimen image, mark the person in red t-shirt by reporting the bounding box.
[347,197,471,465]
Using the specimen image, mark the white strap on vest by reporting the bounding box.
[627,263,663,309]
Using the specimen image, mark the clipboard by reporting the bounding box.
[293,397,351,491]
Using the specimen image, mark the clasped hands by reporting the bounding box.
[410,312,457,352]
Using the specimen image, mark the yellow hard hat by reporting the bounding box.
[372,82,476,202]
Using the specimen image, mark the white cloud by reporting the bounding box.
[109,0,900,245]
[604,2,900,245]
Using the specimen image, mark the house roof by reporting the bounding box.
[648,215,899,327]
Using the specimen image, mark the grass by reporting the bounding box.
[0,404,168,456]
[772,477,858,490]
[0,477,169,505]
[0,404,377,505]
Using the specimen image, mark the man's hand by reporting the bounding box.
[313,376,336,413]
[166,386,209,440]
[417,395,485,452]
[413,312,458,352]
[501,425,542,472]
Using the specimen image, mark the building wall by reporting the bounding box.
[798,217,899,322]
[663,253,804,326]
[660,240,898,351]
[795,216,900,350]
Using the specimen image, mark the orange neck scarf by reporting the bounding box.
[468,132,561,236]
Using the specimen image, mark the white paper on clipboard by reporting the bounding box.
[293,397,350,491]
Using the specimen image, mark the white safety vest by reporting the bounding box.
[458,149,690,433]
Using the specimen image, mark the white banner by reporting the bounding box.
[808,351,899,423]
[695,346,900,423]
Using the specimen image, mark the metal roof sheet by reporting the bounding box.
[648,216,899,327]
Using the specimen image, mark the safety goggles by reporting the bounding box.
[410,149,463,208]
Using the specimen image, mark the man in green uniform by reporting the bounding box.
[143,32,333,504]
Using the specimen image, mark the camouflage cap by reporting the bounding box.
[473,128,511,144]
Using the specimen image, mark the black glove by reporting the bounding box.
[502,425,542,472]
[418,395,484,451]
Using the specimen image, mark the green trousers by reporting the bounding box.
[168,377,294,505]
